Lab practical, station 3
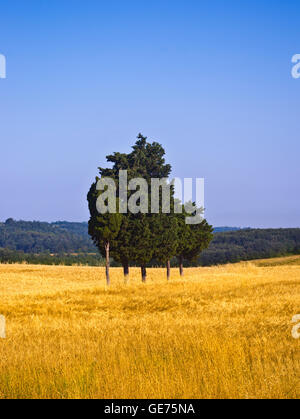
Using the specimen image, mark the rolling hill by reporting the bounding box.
[0,219,300,267]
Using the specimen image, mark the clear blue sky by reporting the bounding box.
[0,0,299,227]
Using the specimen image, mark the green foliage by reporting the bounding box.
[1,225,300,267]
[174,205,213,269]
[152,213,179,265]
[128,134,172,180]
[128,214,154,267]
[175,209,193,261]
[197,228,300,266]
[0,248,104,266]
[93,134,176,274]
[110,216,135,267]
[0,219,95,253]
[87,181,122,257]
[183,220,214,262]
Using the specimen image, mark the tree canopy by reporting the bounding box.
[87,134,213,283]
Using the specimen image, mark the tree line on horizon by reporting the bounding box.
[87,134,214,285]
[1,220,300,267]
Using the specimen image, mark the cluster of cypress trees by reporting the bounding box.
[87,134,213,285]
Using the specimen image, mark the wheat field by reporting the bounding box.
[0,258,299,399]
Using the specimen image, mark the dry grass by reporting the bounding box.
[0,260,299,399]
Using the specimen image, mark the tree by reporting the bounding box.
[87,180,122,286]
[176,205,214,276]
[175,210,193,276]
[98,152,133,280]
[128,134,172,180]
[128,135,176,281]
[99,134,174,282]
[110,215,135,282]
[129,214,154,283]
[185,220,214,264]
[89,133,178,283]
[152,213,178,280]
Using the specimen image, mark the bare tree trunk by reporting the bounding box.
[167,260,171,281]
[123,262,129,283]
[141,265,147,283]
[105,242,110,286]
[179,255,184,277]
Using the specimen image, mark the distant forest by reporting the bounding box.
[0,219,300,267]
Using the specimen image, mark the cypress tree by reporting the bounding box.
[129,214,154,283]
[89,133,182,283]
[176,205,213,274]
[110,215,135,283]
[127,134,175,282]
[98,152,133,280]
[152,214,178,280]
[87,181,122,286]
[183,219,214,265]
[175,206,192,276]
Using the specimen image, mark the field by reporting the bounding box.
[0,258,300,399]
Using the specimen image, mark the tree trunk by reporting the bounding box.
[167,260,171,281]
[123,262,129,283]
[179,255,184,277]
[141,266,147,283]
[105,242,110,286]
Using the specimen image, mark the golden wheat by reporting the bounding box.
[0,260,299,399]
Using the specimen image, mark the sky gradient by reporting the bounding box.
[0,0,299,227]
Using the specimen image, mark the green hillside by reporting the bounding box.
[0,219,300,267]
